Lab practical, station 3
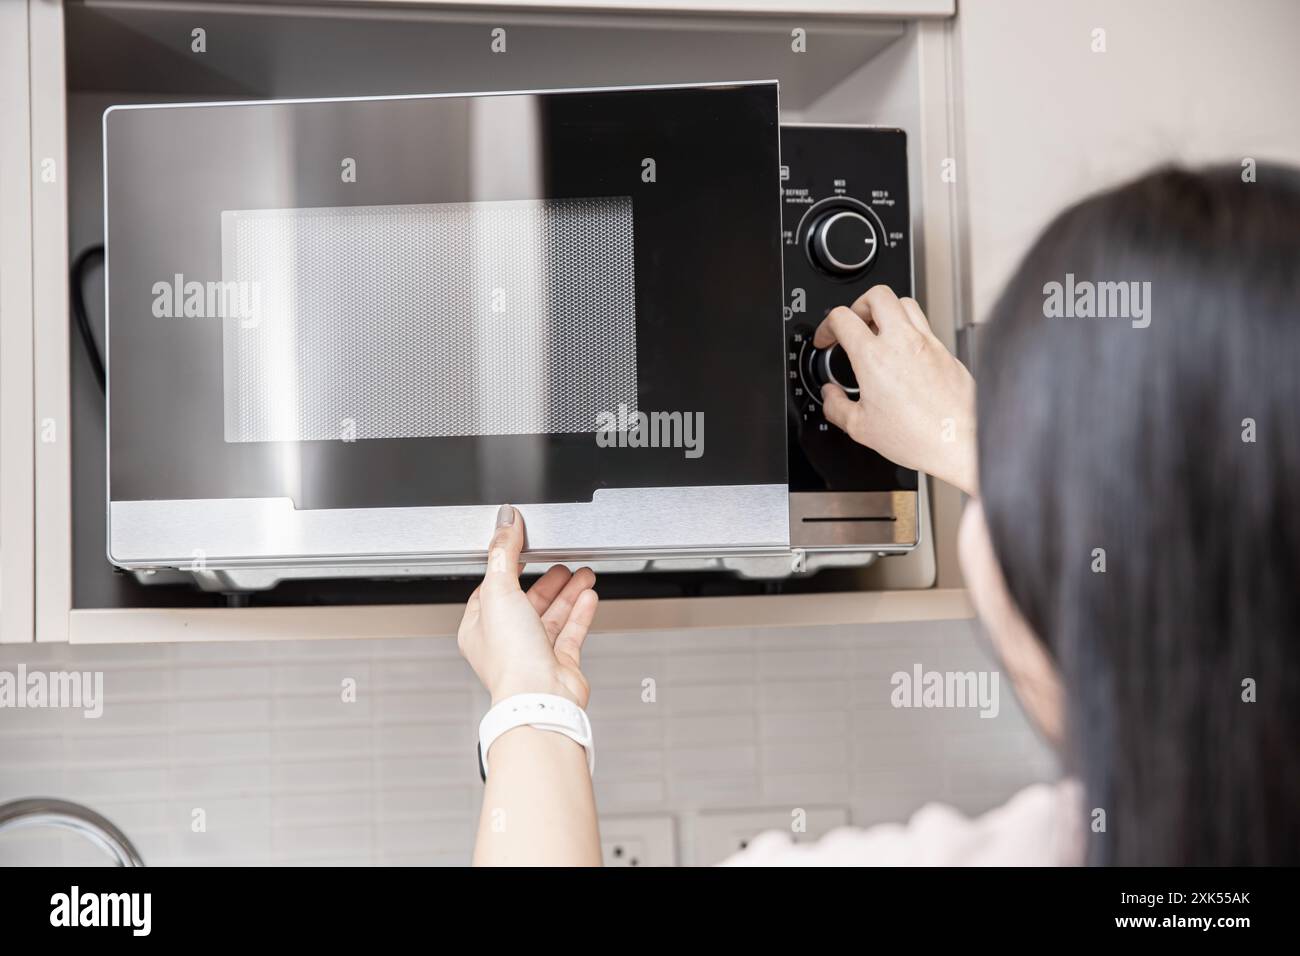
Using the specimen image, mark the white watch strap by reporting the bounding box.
[478,693,595,779]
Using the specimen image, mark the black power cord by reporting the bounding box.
[71,244,106,393]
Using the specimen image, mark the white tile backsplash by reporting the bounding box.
[0,618,1059,865]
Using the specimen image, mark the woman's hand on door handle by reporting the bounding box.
[813,285,979,497]
[458,506,599,708]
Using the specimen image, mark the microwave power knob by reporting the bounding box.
[808,209,878,275]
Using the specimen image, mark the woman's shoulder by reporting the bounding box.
[719,779,1084,867]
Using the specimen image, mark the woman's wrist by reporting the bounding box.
[490,672,579,707]
[938,426,979,498]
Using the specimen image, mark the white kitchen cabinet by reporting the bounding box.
[0,1,36,644]
[17,0,972,644]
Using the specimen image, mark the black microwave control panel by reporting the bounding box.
[779,125,919,551]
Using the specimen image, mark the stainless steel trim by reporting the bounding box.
[110,483,790,569]
[150,547,886,591]
[789,490,917,549]
[142,552,813,591]
[99,79,780,118]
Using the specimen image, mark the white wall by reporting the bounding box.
[958,0,1300,322]
[0,620,1056,865]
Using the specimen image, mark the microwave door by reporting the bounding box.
[103,82,789,572]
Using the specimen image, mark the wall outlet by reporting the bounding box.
[599,814,677,867]
[693,806,849,866]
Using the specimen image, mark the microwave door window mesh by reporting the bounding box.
[219,197,638,443]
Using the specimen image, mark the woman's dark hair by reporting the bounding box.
[976,165,1300,865]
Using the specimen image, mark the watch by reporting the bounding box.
[477,693,595,782]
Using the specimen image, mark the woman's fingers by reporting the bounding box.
[850,284,912,336]
[553,588,599,670]
[819,382,860,437]
[540,567,597,643]
[813,284,913,350]
[814,285,920,351]
[525,565,573,615]
[813,304,873,351]
[483,505,525,596]
[899,296,932,336]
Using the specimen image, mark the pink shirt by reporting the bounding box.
[721,780,1084,866]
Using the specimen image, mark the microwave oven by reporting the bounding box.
[102,82,917,590]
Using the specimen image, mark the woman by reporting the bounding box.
[456,165,1300,866]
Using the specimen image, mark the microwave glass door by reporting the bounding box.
[103,82,788,571]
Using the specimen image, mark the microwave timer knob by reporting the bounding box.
[808,208,878,275]
[807,343,859,398]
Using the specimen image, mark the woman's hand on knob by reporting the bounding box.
[814,285,978,497]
